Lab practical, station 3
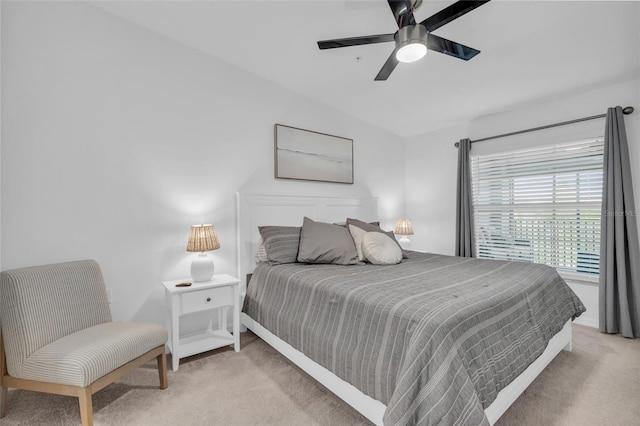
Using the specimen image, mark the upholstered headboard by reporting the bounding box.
[236,192,378,295]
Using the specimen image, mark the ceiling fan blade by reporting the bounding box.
[420,0,490,33]
[374,50,400,81]
[426,33,480,60]
[387,0,416,28]
[318,33,395,50]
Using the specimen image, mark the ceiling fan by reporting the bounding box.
[317,0,490,81]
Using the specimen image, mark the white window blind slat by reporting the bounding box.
[471,138,603,277]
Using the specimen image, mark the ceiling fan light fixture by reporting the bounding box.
[317,1,490,81]
[396,43,427,63]
[394,24,428,63]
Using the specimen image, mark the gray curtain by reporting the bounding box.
[599,106,640,338]
[455,138,475,257]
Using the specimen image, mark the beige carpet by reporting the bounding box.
[2,325,638,425]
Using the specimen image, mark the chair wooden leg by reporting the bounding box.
[78,387,93,426]
[157,352,168,390]
[1,331,7,418]
[0,385,7,417]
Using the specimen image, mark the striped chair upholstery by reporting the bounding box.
[0,259,168,425]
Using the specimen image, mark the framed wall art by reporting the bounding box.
[274,124,353,184]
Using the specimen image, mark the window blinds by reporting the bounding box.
[471,138,603,276]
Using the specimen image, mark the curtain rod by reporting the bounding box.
[454,106,635,147]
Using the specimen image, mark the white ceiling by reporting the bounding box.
[94,1,640,138]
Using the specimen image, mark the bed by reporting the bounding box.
[237,193,585,426]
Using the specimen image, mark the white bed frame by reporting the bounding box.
[236,192,573,425]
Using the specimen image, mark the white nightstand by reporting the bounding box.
[162,274,240,371]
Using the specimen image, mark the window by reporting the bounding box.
[471,138,603,278]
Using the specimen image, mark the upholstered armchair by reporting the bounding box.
[0,259,168,425]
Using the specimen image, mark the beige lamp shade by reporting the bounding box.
[394,219,414,236]
[186,224,220,252]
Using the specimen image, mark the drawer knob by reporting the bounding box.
[206,297,211,302]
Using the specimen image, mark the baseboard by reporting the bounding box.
[573,316,598,329]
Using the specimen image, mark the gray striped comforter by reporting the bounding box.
[243,252,585,425]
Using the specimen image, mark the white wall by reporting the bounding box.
[404,123,468,254]
[0,2,404,324]
[4,1,636,331]
[405,77,640,329]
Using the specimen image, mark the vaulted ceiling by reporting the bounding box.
[94,1,640,137]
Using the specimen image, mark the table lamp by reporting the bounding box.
[186,224,220,282]
[394,219,414,249]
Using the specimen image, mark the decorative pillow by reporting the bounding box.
[348,224,367,261]
[346,218,408,258]
[362,232,402,265]
[253,239,268,263]
[297,217,360,265]
[258,226,301,265]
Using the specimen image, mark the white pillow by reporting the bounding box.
[348,224,367,261]
[362,232,402,265]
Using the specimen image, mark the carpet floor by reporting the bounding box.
[2,324,638,425]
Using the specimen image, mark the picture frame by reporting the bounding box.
[274,124,354,184]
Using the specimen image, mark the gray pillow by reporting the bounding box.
[297,217,360,265]
[253,238,268,264]
[346,218,408,258]
[258,226,301,265]
[334,221,380,228]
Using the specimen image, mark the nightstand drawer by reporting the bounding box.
[181,286,233,314]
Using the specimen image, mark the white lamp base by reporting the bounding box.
[398,236,411,249]
[191,252,214,282]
